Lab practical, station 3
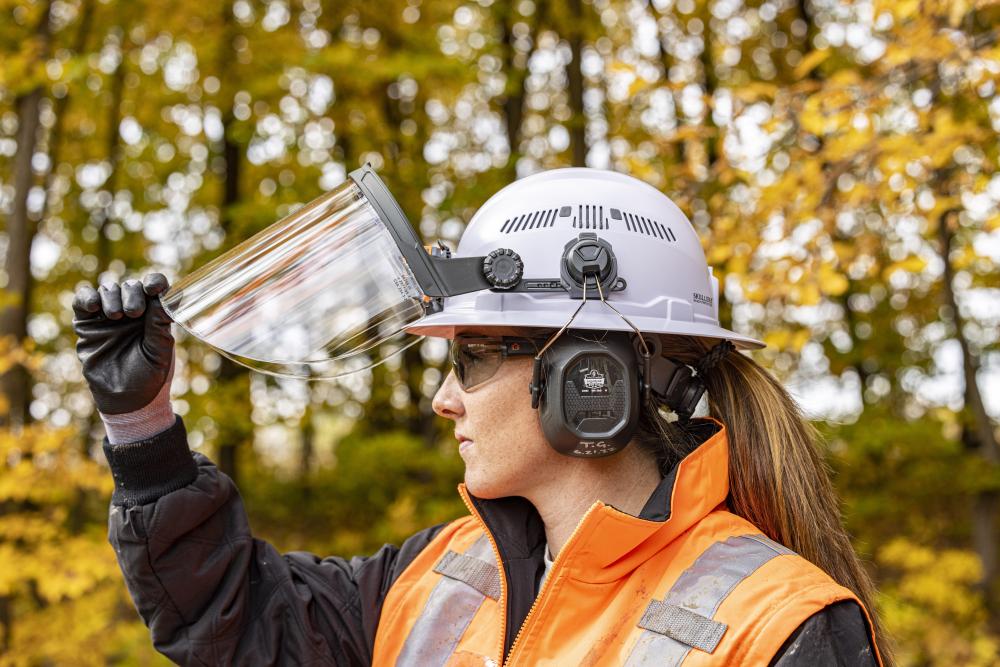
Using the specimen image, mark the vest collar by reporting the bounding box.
[460,418,731,585]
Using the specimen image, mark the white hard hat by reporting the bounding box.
[407,168,763,349]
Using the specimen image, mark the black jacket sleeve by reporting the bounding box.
[769,600,879,666]
[104,416,443,667]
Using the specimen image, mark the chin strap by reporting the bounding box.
[530,280,589,409]
[593,276,653,403]
[530,268,655,409]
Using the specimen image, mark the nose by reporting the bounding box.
[432,369,465,421]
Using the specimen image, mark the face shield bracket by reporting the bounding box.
[351,164,495,298]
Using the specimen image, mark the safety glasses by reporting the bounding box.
[449,336,541,391]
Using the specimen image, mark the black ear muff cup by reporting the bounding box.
[537,332,640,457]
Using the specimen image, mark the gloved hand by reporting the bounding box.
[73,273,177,443]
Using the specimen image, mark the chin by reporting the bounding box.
[463,471,513,500]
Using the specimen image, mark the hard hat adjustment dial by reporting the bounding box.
[483,248,524,289]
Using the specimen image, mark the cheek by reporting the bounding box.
[462,361,557,497]
[477,363,538,436]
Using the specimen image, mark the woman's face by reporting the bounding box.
[432,340,567,500]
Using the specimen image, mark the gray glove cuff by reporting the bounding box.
[99,360,175,444]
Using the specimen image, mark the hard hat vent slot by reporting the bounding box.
[572,204,609,230]
[498,205,677,242]
[620,210,677,242]
[500,208,559,234]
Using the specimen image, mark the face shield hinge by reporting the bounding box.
[428,240,452,259]
[422,296,445,315]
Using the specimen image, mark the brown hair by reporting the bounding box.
[635,336,894,665]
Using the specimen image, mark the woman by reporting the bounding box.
[74,168,890,665]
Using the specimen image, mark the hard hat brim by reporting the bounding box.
[406,306,765,349]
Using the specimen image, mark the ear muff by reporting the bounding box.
[531,332,641,457]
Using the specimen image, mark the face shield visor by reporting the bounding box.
[161,165,496,379]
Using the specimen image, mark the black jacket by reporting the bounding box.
[104,416,877,666]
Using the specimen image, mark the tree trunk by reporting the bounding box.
[938,208,1000,608]
[796,0,821,53]
[299,404,314,501]
[0,1,53,650]
[213,1,247,484]
[696,0,718,176]
[653,10,685,167]
[214,124,245,483]
[0,87,43,430]
[96,36,127,272]
[0,0,56,428]
[566,0,586,167]
[831,231,874,391]
[497,2,543,175]
[38,0,96,455]
[40,0,94,223]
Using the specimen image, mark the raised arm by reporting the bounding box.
[73,275,442,666]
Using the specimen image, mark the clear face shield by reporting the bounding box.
[162,165,636,379]
[161,166,502,379]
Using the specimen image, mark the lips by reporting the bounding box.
[456,433,473,453]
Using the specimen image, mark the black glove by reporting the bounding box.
[73,273,175,415]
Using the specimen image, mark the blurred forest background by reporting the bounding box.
[1,0,999,664]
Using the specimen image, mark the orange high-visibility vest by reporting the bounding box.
[372,424,882,666]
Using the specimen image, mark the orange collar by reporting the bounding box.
[460,420,731,584]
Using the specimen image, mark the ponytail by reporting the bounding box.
[636,338,894,665]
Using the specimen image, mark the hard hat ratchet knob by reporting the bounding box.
[483,248,524,289]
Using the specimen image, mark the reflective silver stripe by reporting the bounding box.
[624,534,793,667]
[638,600,727,653]
[396,535,497,667]
[434,550,502,600]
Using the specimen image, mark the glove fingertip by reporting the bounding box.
[122,279,147,318]
[142,273,170,296]
[72,288,102,318]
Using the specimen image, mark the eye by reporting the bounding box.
[464,343,497,359]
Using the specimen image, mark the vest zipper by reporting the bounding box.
[459,489,510,666]
[502,502,602,666]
